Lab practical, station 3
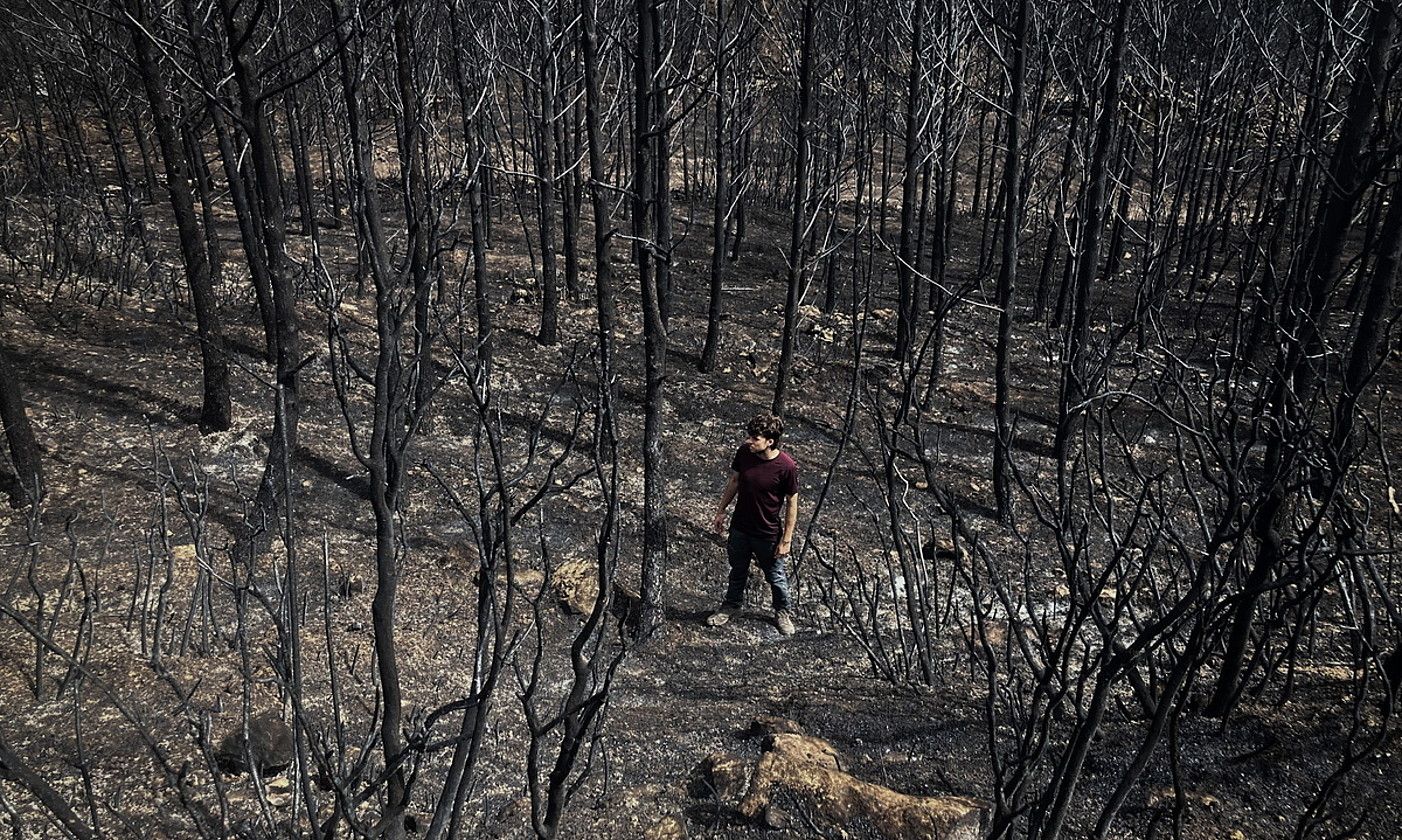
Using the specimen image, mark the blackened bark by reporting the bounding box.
[182,123,224,290]
[177,0,277,359]
[393,0,436,419]
[124,0,232,433]
[895,0,926,363]
[537,2,561,346]
[1054,0,1130,465]
[0,348,43,507]
[1035,99,1081,320]
[993,0,1030,523]
[771,0,816,417]
[581,0,616,352]
[699,0,727,374]
[1336,184,1402,452]
[1206,0,1397,718]
[220,0,300,549]
[636,0,669,638]
[0,733,94,839]
[447,3,496,371]
[333,0,413,831]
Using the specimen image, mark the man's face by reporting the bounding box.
[746,432,775,453]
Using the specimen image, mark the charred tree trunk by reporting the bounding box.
[122,0,232,433]
[447,2,495,371]
[895,0,926,363]
[699,0,730,372]
[992,0,1030,523]
[537,1,561,346]
[636,0,669,638]
[393,0,436,419]
[178,0,278,358]
[219,0,301,550]
[1053,0,1130,466]
[581,0,616,353]
[0,348,43,508]
[771,0,816,417]
[332,0,418,831]
[1206,0,1398,717]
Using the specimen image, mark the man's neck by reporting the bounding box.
[759,447,780,461]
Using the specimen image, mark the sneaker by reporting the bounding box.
[774,609,796,636]
[705,606,739,627]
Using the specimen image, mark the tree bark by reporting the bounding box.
[0,348,43,508]
[537,1,561,346]
[771,0,816,417]
[123,0,232,433]
[993,0,1030,523]
[219,0,301,550]
[895,0,926,363]
[636,0,669,637]
[699,0,730,372]
[1054,0,1131,466]
[581,0,616,352]
[1206,0,1397,718]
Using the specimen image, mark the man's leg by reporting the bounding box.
[706,530,752,627]
[723,529,753,606]
[756,538,792,611]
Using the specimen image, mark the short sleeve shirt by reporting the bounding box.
[729,445,799,538]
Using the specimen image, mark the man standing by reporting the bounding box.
[707,412,799,635]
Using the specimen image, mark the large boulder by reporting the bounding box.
[704,725,988,840]
[215,713,295,776]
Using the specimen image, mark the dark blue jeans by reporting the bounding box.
[724,529,792,611]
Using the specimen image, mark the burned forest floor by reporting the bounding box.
[2,194,1401,840]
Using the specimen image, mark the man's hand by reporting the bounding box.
[711,511,727,536]
[778,538,792,557]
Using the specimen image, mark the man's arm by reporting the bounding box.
[778,492,799,556]
[711,472,740,535]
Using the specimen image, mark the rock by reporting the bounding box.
[730,733,989,840]
[761,804,789,830]
[747,716,806,739]
[265,776,291,795]
[921,538,968,562]
[469,561,546,598]
[1145,787,1222,811]
[552,558,642,627]
[553,558,598,614]
[644,815,687,839]
[760,733,842,771]
[702,752,753,810]
[215,713,295,776]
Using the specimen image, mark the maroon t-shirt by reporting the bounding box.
[730,445,799,538]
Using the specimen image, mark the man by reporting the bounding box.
[707,412,799,635]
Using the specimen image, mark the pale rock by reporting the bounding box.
[705,732,988,839]
[644,815,687,840]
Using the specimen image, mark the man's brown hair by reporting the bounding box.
[746,412,785,445]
